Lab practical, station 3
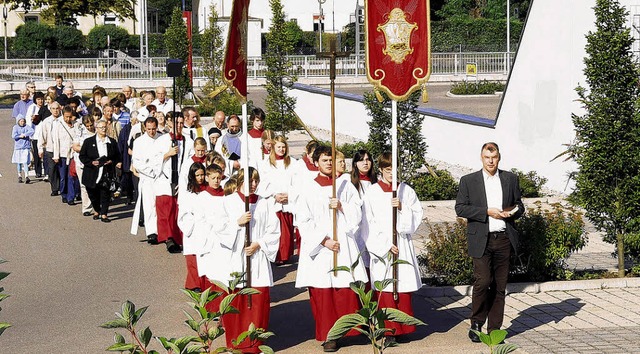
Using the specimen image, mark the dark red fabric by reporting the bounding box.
[184,255,205,290]
[378,181,393,193]
[223,287,270,353]
[156,195,182,245]
[302,155,318,171]
[205,186,224,197]
[248,128,264,138]
[237,191,258,204]
[69,159,77,177]
[192,155,206,164]
[294,227,301,255]
[308,287,361,341]
[169,133,183,141]
[274,154,284,160]
[275,211,294,262]
[202,280,226,315]
[376,292,416,335]
[314,174,333,187]
[359,173,371,182]
[262,147,270,155]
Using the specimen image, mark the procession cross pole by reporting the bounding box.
[316,38,350,276]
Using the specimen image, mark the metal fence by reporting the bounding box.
[0,52,514,83]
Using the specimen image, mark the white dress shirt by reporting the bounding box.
[483,170,506,232]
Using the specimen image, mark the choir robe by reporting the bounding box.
[247,128,265,168]
[295,174,368,341]
[130,132,162,236]
[354,177,373,268]
[177,154,206,203]
[257,157,301,262]
[154,133,189,244]
[363,181,423,335]
[218,192,280,353]
[177,186,206,290]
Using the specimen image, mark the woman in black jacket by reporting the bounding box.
[79,119,121,222]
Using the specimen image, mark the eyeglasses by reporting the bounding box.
[27,86,36,89]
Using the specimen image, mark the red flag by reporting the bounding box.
[365,0,431,101]
[223,0,250,102]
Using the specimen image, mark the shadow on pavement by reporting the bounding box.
[411,294,468,340]
[507,298,585,335]
[269,298,315,351]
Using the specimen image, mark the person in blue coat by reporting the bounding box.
[12,114,35,183]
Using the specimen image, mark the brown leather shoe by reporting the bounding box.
[322,340,338,352]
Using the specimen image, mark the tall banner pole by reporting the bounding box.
[241,102,251,308]
[365,0,431,303]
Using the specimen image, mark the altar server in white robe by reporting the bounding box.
[294,145,368,350]
[177,162,206,291]
[363,152,423,339]
[350,149,377,270]
[130,117,162,240]
[217,167,279,354]
[178,137,208,200]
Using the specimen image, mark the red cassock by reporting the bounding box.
[156,195,182,244]
[184,255,204,290]
[308,287,361,341]
[275,211,295,262]
[377,292,416,335]
[222,287,270,353]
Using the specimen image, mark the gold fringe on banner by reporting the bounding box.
[422,83,429,103]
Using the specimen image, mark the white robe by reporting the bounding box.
[215,132,247,177]
[193,191,229,279]
[129,133,162,236]
[215,193,280,288]
[294,176,368,289]
[363,182,423,293]
[353,178,373,267]
[153,134,189,197]
[257,157,301,213]
[247,133,263,169]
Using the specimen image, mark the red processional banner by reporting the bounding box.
[223,0,250,102]
[365,0,431,101]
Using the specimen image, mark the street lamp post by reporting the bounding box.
[506,0,511,72]
[3,5,8,60]
[318,0,326,52]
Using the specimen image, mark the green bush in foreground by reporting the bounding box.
[510,168,548,198]
[410,168,459,201]
[450,80,505,95]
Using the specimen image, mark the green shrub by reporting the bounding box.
[431,18,524,52]
[510,168,548,198]
[513,202,586,281]
[13,22,56,57]
[419,219,474,286]
[127,34,166,54]
[450,80,505,95]
[337,141,374,159]
[87,25,130,50]
[410,168,459,201]
[420,202,586,285]
[54,26,84,50]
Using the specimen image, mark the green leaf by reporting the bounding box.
[208,325,223,339]
[185,318,199,331]
[100,319,129,329]
[259,345,275,354]
[220,293,239,315]
[185,343,207,353]
[489,329,508,345]
[351,257,360,271]
[211,280,230,295]
[0,258,7,264]
[391,259,411,266]
[257,331,275,340]
[383,308,425,326]
[133,306,148,323]
[329,266,351,274]
[232,330,250,346]
[106,343,137,351]
[0,293,10,302]
[373,279,395,292]
[326,313,367,341]
[140,326,152,347]
[0,272,10,281]
[175,335,199,348]
[237,287,261,296]
[0,322,11,336]
[494,343,520,354]
[113,332,125,344]
[474,330,491,345]
[122,301,135,321]
[370,252,387,264]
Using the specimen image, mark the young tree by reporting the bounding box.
[201,5,225,93]
[264,0,299,135]
[165,8,191,102]
[570,0,640,277]
[363,90,427,182]
[5,0,136,26]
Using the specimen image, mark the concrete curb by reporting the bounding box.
[445,90,503,98]
[418,277,640,297]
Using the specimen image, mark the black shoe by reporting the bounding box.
[36,174,42,178]
[100,217,111,223]
[469,322,482,343]
[83,211,93,216]
[75,195,81,202]
[67,200,75,206]
[322,340,338,352]
[18,177,23,183]
[147,234,159,245]
[166,239,182,253]
[62,198,68,204]
[93,214,100,220]
[138,220,145,227]
[50,191,59,196]
[25,177,31,184]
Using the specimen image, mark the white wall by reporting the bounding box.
[291,0,640,193]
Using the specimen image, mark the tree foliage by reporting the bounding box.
[201,5,225,95]
[164,8,191,101]
[570,0,640,276]
[363,90,427,182]
[87,25,130,50]
[436,0,530,21]
[5,0,136,26]
[264,0,299,135]
[13,22,83,57]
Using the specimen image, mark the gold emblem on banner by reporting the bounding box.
[377,8,418,64]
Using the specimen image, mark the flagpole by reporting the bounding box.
[241,102,252,308]
[391,99,399,302]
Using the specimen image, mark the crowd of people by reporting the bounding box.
[10,77,428,353]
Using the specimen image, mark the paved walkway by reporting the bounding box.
[3,108,640,353]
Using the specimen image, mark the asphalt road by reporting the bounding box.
[0,109,484,353]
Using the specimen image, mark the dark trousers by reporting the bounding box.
[57,158,75,201]
[87,184,111,216]
[31,140,43,177]
[120,171,134,200]
[44,151,60,193]
[471,232,512,331]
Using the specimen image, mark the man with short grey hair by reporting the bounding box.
[12,88,33,120]
[122,85,137,112]
[151,85,175,115]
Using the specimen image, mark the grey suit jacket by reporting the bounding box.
[455,169,524,258]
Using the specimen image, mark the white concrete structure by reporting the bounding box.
[195,0,357,33]
[290,0,640,193]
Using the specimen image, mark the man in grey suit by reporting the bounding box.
[455,142,524,342]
